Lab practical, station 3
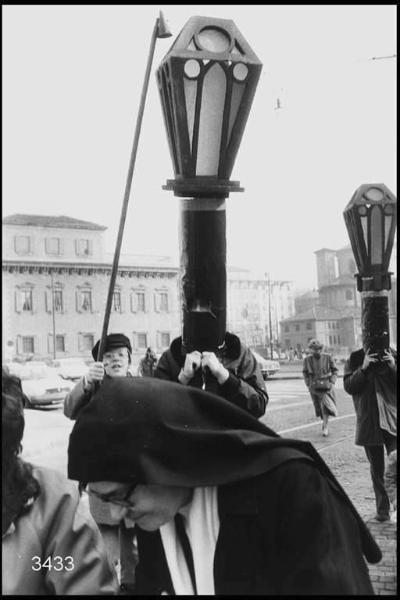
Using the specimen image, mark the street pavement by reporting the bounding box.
[21,373,396,595]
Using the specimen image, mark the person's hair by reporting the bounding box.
[2,394,40,534]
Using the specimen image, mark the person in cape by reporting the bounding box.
[68,376,381,595]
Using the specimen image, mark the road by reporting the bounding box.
[21,377,374,518]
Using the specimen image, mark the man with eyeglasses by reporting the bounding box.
[68,376,381,595]
[64,333,137,593]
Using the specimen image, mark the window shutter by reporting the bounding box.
[154,293,159,313]
[156,331,161,349]
[132,332,137,350]
[88,240,93,256]
[45,289,52,313]
[16,336,22,355]
[47,334,53,353]
[59,238,64,256]
[15,290,22,313]
[131,292,137,313]
[76,291,81,312]
[75,239,79,255]
[120,291,125,313]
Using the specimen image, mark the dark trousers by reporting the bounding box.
[364,431,397,516]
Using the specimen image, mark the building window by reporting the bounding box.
[56,335,65,352]
[345,290,353,300]
[131,290,146,312]
[337,335,341,345]
[160,332,170,348]
[48,334,66,353]
[112,291,121,312]
[329,336,332,345]
[54,290,63,312]
[22,336,34,354]
[15,287,34,312]
[75,239,92,256]
[133,332,147,350]
[45,237,61,255]
[295,324,300,332]
[154,291,169,312]
[77,289,92,312]
[78,333,94,352]
[284,325,289,333]
[14,235,31,255]
[306,322,312,330]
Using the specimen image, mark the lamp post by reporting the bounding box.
[265,273,274,359]
[343,183,397,354]
[157,16,262,351]
[50,269,56,360]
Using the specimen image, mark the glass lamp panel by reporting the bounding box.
[360,214,368,261]
[196,63,226,176]
[384,215,392,254]
[227,79,245,144]
[184,76,198,152]
[370,205,383,265]
[197,27,230,52]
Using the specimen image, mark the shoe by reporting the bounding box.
[322,426,329,437]
[375,513,390,522]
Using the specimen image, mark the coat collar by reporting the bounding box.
[169,332,242,367]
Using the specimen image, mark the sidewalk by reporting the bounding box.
[365,516,397,595]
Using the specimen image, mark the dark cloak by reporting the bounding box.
[67,376,381,564]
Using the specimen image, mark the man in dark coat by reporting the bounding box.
[154,331,268,418]
[68,377,380,595]
[344,346,397,522]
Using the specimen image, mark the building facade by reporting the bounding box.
[227,267,295,356]
[2,215,181,362]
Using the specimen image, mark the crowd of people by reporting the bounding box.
[2,331,397,595]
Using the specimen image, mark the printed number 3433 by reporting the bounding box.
[32,556,74,571]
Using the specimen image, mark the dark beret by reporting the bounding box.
[92,333,132,360]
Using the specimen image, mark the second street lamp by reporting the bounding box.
[157,16,262,351]
[343,183,397,354]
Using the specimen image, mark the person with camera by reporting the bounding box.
[343,345,397,522]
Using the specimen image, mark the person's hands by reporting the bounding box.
[381,349,396,367]
[361,349,379,371]
[201,352,229,385]
[86,362,105,384]
[178,351,202,385]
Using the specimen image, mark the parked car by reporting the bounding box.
[50,357,88,381]
[251,350,280,380]
[19,365,74,409]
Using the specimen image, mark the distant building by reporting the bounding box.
[2,214,181,362]
[227,267,295,355]
[281,244,397,355]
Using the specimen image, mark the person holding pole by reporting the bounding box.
[64,333,138,591]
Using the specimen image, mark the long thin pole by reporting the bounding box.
[50,269,56,359]
[267,273,274,359]
[97,18,162,361]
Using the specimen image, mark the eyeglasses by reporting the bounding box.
[82,482,136,507]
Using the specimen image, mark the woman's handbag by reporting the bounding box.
[322,393,338,417]
[313,378,331,391]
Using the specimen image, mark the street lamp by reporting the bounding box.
[157,16,262,351]
[343,183,397,353]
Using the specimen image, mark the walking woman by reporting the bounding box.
[303,339,338,436]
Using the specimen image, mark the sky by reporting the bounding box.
[3,4,397,290]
